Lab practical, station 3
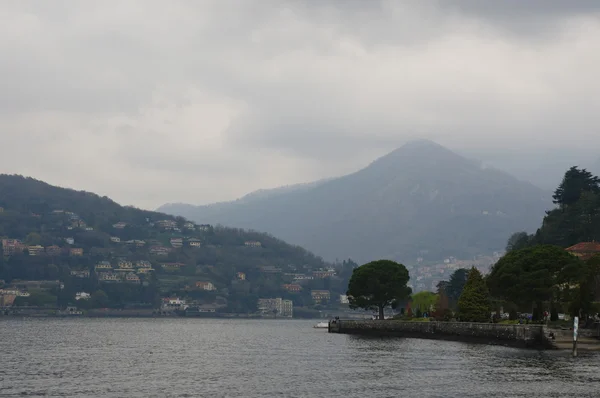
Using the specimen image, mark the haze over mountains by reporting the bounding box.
[159,140,551,264]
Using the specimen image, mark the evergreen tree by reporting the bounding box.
[552,166,600,207]
[457,267,491,323]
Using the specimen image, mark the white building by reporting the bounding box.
[75,292,91,300]
[340,295,349,304]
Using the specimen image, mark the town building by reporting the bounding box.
[313,270,336,279]
[282,284,302,293]
[45,245,62,256]
[184,222,196,230]
[195,281,216,291]
[95,261,112,271]
[170,238,183,248]
[69,248,83,256]
[162,298,187,311]
[340,295,349,304]
[260,265,282,274]
[27,245,45,256]
[75,292,91,300]
[65,237,75,245]
[112,222,127,229]
[311,290,331,303]
[198,224,211,232]
[236,272,246,280]
[156,219,178,229]
[188,238,202,247]
[98,272,119,282]
[1,239,25,256]
[257,298,294,317]
[566,242,600,260]
[71,270,90,278]
[244,241,262,247]
[110,236,121,243]
[125,273,141,284]
[149,246,171,256]
[161,262,186,270]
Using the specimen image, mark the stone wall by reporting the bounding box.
[329,320,551,349]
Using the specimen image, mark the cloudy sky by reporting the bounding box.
[1,0,599,209]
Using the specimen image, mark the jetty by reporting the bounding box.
[328,319,600,350]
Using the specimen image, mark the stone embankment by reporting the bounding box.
[328,319,552,349]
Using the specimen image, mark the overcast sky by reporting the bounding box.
[1,0,599,209]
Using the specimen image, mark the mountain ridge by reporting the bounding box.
[158,140,552,264]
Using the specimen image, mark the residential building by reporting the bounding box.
[188,238,201,247]
[156,219,177,229]
[566,242,600,260]
[95,261,112,271]
[184,222,196,230]
[65,237,75,245]
[98,272,120,282]
[313,270,336,279]
[45,245,62,256]
[281,299,293,318]
[126,239,146,247]
[71,270,90,278]
[27,245,45,256]
[136,260,152,268]
[257,298,293,317]
[125,273,141,284]
[260,265,282,274]
[117,260,134,269]
[75,292,91,300]
[70,248,83,256]
[161,262,186,270]
[282,284,302,293]
[113,222,127,229]
[198,224,211,232]
[195,281,216,291]
[340,295,349,304]
[85,227,94,231]
[110,237,121,243]
[170,238,183,248]
[149,246,171,256]
[244,241,262,247]
[311,290,331,303]
[136,267,154,274]
[162,298,187,311]
[1,239,24,256]
[293,274,314,282]
[0,293,16,306]
[236,272,246,280]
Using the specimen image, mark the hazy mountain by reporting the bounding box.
[159,140,552,264]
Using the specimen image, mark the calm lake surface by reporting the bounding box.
[1,318,599,397]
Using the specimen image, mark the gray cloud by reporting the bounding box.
[0,0,599,208]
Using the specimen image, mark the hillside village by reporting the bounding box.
[0,177,357,317]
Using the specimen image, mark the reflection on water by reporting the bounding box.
[0,318,598,397]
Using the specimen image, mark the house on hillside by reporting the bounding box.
[195,281,216,291]
[187,238,201,247]
[70,248,83,256]
[149,246,171,256]
[45,245,62,256]
[110,236,121,243]
[311,290,330,304]
[566,242,600,260]
[113,222,127,229]
[170,238,183,248]
[282,284,302,293]
[236,272,246,280]
[244,241,262,248]
[184,222,196,231]
[27,245,45,256]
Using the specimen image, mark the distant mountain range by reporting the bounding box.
[159,140,552,264]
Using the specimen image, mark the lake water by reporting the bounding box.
[1,318,599,397]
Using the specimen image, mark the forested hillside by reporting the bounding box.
[506,166,600,251]
[0,175,349,313]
